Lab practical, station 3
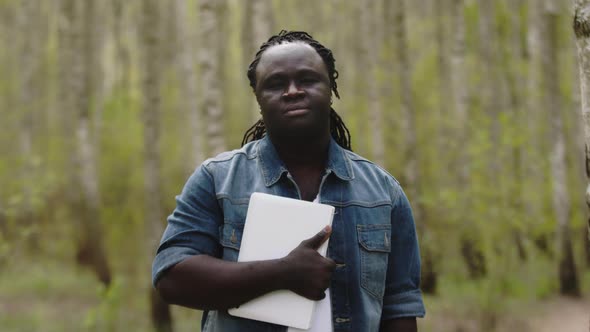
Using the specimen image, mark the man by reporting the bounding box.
[152,30,425,332]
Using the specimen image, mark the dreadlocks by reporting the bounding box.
[241,30,352,151]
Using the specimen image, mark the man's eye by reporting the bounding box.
[264,80,284,90]
[301,78,318,84]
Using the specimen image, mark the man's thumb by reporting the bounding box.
[303,225,332,249]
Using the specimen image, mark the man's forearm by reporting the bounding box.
[156,254,288,310]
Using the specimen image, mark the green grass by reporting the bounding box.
[0,257,202,332]
[1,254,588,332]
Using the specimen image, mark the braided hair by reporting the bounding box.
[241,30,352,151]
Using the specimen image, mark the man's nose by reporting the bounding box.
[282,81,304,98]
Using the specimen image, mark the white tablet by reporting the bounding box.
[228,192,335,329]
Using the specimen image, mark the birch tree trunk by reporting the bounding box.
[450,0,487,279]
[507,0,528,261]
[141,0,173,330]
[360,0,384,166]
[59,0,111,286]
[174,0,202,168]
[392,0,418,200]
[435,0,451,140]
[112,0,132,91]
[17,0,37,248]
[252,0,273,122]
[543,0,580,296]
[527,0,551,254]
[574,0,590,269]
[199,0,226,156]
[451,0,468,135]
[478,0,503,172]
[76,0,111,285]
[391,0,437,292]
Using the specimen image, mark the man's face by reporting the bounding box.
[254,42,332,142]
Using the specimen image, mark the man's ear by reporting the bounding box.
[252,90,261,106]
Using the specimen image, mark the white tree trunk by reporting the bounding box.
[451,0,468,152]
[524,0,549,252]
[392,0,419,213]
[574,0,590,266]
[17,0,37,244]
[478,0,505,179]
[250,0,273,122]
[58,0,111,285]
[199,0,226,156]
[450,0,470,195]
[174,0,202,167]
[141,0,172,330]
[361,0,384,166]
[544,0,579,296]
[435,0,451,131]
[111,0,132,91]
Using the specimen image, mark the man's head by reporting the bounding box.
[247,31,340,99]
[242,30,351,151]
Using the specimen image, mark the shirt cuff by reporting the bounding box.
[381,289,426,320]
[152,246,199,287]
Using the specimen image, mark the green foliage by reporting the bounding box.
[83,278,124,331]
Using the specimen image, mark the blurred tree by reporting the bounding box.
[59,0,111,286]
[505,0,528,262]
[174,0,202,168]
[390,0,438,293]
[242,0,274,122]
[526,0,552,255]
[112,0,133,92]
[360,0,384,165]
[16,0,38,249]
[543,0,580,297]
[449,0,476,282]
[141,0,173,330]
[574,0,590,267]
[200,0,226,156]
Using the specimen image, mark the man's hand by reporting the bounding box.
[280,225,336,300]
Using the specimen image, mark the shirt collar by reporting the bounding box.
[257,136,354,187]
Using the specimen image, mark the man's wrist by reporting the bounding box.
[273,257,292,291]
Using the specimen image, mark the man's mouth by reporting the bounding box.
[284,105,310,116]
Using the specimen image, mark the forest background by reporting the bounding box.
[1,0,589,331]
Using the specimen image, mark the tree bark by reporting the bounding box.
[449,0,487,280]
[112,0,132,92]
[59,0,111,286]
[527,0,552,256]
[241,0,274,124]
[507,0,528,262]
[250,0,273,122]
[199,0,226,156]
[17,0,38,249]
[544,0,580,297]
[574,0,590,269]
[360,0,384,166]
[390,0,437,292]
[141,0,173,330]
[174,0,202,168]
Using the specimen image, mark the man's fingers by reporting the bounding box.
[302,225,332,249]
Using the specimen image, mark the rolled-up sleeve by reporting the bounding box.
[152,164,222,287]
[381,180,426,320]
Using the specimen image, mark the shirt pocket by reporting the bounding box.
[357,223,391,299]
[220,222,244,262]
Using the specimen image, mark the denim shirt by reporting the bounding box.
[152,136,425,332]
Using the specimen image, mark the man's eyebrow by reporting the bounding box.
[262,71,287,80]
[262,68,325,80]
